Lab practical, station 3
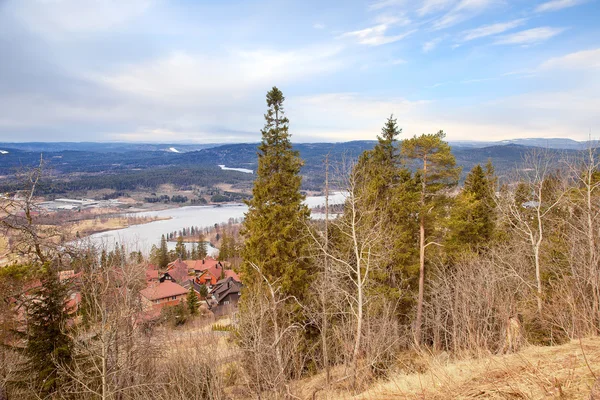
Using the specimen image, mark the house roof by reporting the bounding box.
[140,281,188,301]
[223,269,240,281]
[166,259,190,282]
[145,269,159,281]
[210,277,242,303]
[181,279,205,294]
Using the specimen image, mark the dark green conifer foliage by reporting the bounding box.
[446,163,497,254]
[241,86,312,300]
[353,115,420,313]
[159,234,169,269]
[24,265,73,396]
[175,235,186,260]
[187,287,199,315]
[197,236,208,259]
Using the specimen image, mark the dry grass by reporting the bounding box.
[294,337,600,400]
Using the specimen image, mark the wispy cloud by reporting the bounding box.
[494,27,565,45]
[433,0,500,30]
[417,0,456,16]
[535,0,587,12]
[313,23,325,29]
[423,38,443,53]
[540,48,600,69]
[341,16,415,46]
[461,19,526,41]
[368,0,405,11]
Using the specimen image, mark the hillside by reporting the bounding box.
[0,141,582,194]
[296,338,600,399]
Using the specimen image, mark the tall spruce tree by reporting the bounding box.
[159,234,169,269]
[241,86,312,300]
[197,235,208,259]
[353,116,420,315]
[24,265,73,396]
[175,235,186,260]
[401,130,460,345]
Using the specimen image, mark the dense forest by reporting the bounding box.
[1,87,600,399]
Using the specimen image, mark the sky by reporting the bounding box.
[0,0,599,143]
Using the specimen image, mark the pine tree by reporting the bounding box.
[191,243,198,260]
[24,266,73,396]
[159,234,169,269]
[175,235,186,260]
[401,130,460,345]
[241,86,312,300]
[197,235,208,259]
[187,287,199,315]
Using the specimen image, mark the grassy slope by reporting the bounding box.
[298,338,600,399]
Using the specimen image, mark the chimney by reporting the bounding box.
[202,259,205,265]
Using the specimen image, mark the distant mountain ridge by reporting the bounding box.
[0,139,588,193]
[0,138,591,153]
[449,138,592,150]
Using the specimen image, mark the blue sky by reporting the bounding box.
[0,0,598,143]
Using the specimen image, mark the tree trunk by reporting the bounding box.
[415,157,427,346]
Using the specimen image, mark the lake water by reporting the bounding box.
[85,192,346,254]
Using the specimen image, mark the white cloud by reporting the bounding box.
[10,0,153,37]
[287,90,600,142]
[461,19,526,41]
[313,23,325,29]
[433,0,500,30]
[423,38,443,52]
[540,48,600,69]
[417,0,456,16]
[368,0,406,10]
[341,20,416,46]
[494,27,565,45]
[535,0,587,12]
[96,46,346,100]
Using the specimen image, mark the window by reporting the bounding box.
[224,300,230,305]
[171,296,177,300]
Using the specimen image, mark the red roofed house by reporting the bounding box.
[184,257,233,287]
[140,281,188,311]
[160,259,191,284]
[145,264,160,286]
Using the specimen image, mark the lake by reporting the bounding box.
[84,192,346,255]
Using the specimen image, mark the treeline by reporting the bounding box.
[144,194,189,203]
[0,165,253,194]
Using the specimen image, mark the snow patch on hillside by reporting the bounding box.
[168,147,180,153]
[218,165,253,174]
[0,150,8,154]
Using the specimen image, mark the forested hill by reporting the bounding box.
[0,141,581,193]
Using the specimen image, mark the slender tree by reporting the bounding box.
[175,235,186,260]
[159,234,169,269]
[241,86,312,300]
[354,115,420,314]
[23,265,73,396]
[197,235,208,259]
[401,130,460,345]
